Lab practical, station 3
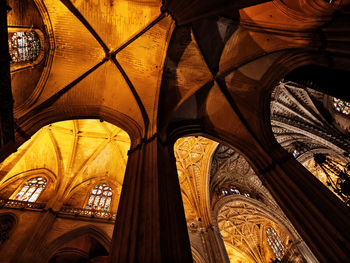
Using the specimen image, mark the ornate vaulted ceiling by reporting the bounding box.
[3,1,349,261]
[0,119,130,211]
[271,80,350,163]
[174,137,302,263]
[271,80,350,204]
[217,200,291,263]
[8,0,339,149]
[174,136,218,225]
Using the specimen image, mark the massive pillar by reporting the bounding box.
[109,136,193,262]
[257,147,350,262]
[0,0,15,162]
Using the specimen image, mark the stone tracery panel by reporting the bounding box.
[174,136,218,224]
[216,199,296,263]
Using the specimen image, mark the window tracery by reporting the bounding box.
[266,227,286,261]
[8,31,41,63]
[86,184,112,211]
[333,97,350,116]
[12,177,47,202]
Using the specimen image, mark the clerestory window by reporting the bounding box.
[86,184,112,211]
[333,97,350,116]
[12,177,47,202]
[8,31,41,63]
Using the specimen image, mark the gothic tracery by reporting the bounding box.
[271,81,350,203]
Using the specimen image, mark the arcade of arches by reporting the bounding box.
[0,0,349,262]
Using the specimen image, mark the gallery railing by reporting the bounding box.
[0,199,46,210]
[59,206,116,220]
[0,199,116,221]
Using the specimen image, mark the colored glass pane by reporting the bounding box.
[8,31,41,63]
[86,183,112,211]
[12,177,47,202]
[333,97,350,116]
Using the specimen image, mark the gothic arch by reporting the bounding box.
[257,50,350,157]
[212,195,303,263]
[65,179,121,213]
[213,195,300,240]
[41,225,111,263]
[0,168,57,201]
[256,51,332,154]
[65,177,120,203]
[15,106,142,151]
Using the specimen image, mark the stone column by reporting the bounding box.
[200,225,229,263]
[258,148,350,262]
[109,136,193,262]
[0,0,15,162]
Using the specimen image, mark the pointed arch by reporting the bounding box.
[42,225,111,263]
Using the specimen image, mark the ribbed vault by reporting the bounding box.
[0,119,130,212]
[10,0,331,145]
[3,0,350,262]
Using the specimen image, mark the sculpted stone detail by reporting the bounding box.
[59,206,116,221]
[271,81,350,162]
[217,201,291,263]
[271,81,350,203]
[0,199,45,210]
[174,136,218,224]
[210,144,281,212]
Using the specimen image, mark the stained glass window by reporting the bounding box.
[222,190,229,195]
[230,186,241,195]
[86,184,112,211]
[292,149,300,158]
[8,31,41,63]
[266,227,285,261]
[333,97,350,116]
[12,177,47,202]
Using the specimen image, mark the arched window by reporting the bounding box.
[8,31,41,63]
[12,177,47,202]
[333,97,350,116]
[86,184,112,211]
[266,227,286,261]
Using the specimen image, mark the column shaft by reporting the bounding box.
[200,226,229,263]
[260,155,350,262]
[0,0,15,162]
[110,137,192,262]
